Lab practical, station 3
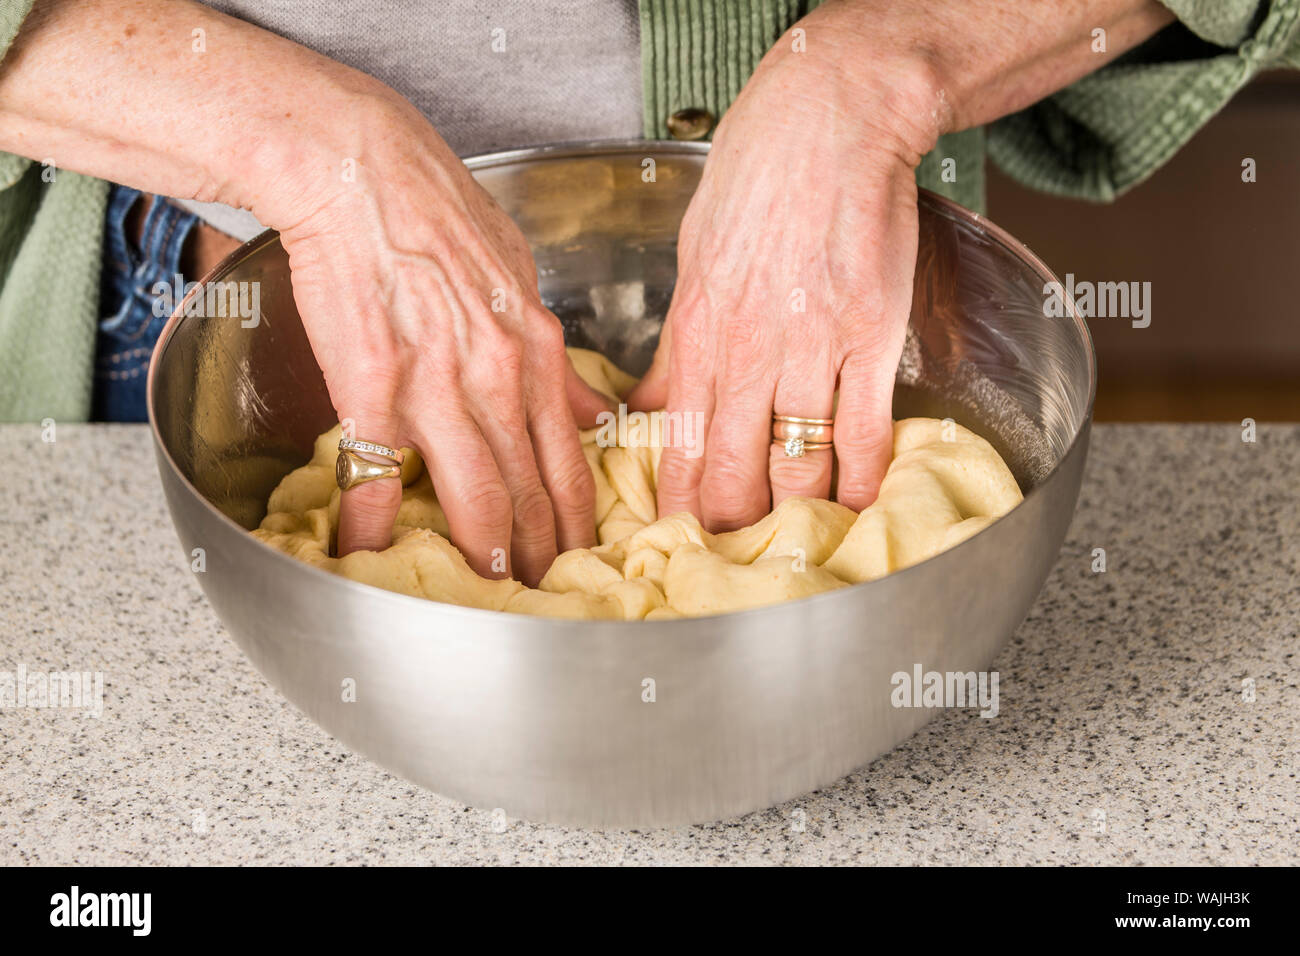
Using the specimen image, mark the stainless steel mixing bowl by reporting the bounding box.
[148,141,1094,827]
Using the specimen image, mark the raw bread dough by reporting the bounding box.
[252,349,1023,619]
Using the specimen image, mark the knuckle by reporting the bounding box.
[548,456,596,516]
[511,484,556,546]
[530,323,569,367]
[475,323,524,368]
[462,478,514,529]
[466,345,525,406]
[723,337,781,388]
[722,314,765,354]
[701,457,765,525]
[655,447,699,489]
[513,483,554,530]
[833,424,891,460]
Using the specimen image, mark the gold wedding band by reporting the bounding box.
[772,414,834,458]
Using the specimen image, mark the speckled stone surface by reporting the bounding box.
[1,423,1296,865]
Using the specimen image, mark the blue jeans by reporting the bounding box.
[93,185,198,422]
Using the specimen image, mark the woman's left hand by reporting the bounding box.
[630,0,1177,531]
[626,10,945,531]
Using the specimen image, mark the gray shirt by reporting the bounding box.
[177,1,642,239]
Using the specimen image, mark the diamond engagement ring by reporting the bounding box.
[337,437,404,464]
[772,415,833,458]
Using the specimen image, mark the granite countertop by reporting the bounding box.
[1,423,1296,865]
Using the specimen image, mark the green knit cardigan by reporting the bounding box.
[2,0,1297,421]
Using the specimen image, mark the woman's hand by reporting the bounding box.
[0,0,617,586]
[628,0,1173,532]
[627,9,943,530]
[273,94,613,584]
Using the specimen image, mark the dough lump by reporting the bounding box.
[252,349,1023,619]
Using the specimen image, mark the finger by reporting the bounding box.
[336,414,403,556]
[414,411,516,580]
[698,362,776,533]
[654,342,714,521]
[625,320,671,412]
[769,354,837,507]
[833,349,896,511]
[565,358,616,429]
[467,381,559,588]
[529,346,599,554]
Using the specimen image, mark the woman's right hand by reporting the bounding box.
[267,93,612,586]
[0,1,606,585]
[0,0,610,585]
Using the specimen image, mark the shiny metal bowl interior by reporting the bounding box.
[149,140,1094,827]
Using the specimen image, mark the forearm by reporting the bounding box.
[773,0,1176,158]
[0,0,399,228]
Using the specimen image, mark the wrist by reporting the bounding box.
[754,3,949,167]
[212,66,417,232]
[779,0,1176,138]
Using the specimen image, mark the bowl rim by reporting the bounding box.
[146,138,1096,629]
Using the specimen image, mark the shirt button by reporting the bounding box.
[666,108,715,141]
